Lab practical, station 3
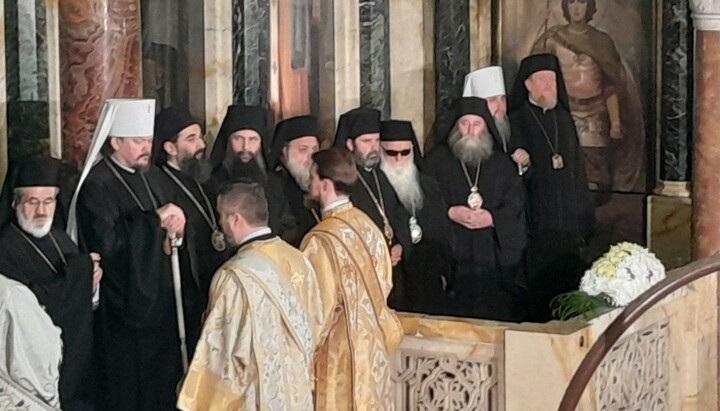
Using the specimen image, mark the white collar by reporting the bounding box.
[322,198,351,213]
[238,227,272,245]
[528,96,556,114]
[166,161,182,171]
[110,155,136,173]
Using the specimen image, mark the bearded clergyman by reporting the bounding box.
[0,156,100,410]
[463,65,531,174]
[206,104,297,240]
[379,120,454,315]
[267,115,321,246]
[333,107,411,308]
[423,97,526,322]
[152,106,233,352]
[69,98,193,410]
[508,53,595,322]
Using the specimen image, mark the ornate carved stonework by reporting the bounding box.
[690,0,720,30]
[596,321,671,410]
[394,349,497,411]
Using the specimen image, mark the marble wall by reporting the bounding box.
[389,0,434,148]
[203,0,233,146]
[4,0,51,163]
[232,0,270,108]
[58,0,143,168]
[660,0,693,183]
[5,0,48,102]
[432,0,469,148]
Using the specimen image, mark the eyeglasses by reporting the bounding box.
[23,198,57,208]
[383,148,412,157]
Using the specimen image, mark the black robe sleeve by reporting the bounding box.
[77,179,173,329]
[486,158,526,268]
[266,173,299,242]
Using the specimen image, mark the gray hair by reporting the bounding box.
[13,187,59,206]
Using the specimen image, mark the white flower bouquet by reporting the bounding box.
[552,242,666,320]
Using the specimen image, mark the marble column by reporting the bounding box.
[389,0,433,148]
[647,0,694,268]
[0,0,6,185]
[233,0,270,108]
[689,3,720,404]
[359,0,391,119]
[433,0,469,148]
[58,0,142,168]
[468,0,491,71]
[333,0,361,120]
[656,0,693,197]
[204,0,233,146]
[690,1,720,259]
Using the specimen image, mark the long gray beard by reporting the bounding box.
[380,159,424,214]
[494,116,512,153]
[284,159,311,192]
[16,210,53,239]
[180,158,213,183]
[448,126,494,166]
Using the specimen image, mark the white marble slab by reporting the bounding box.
[0,0,7,184]
[203,0,234,148]
[46,0,62,159]
[333,0,360,120]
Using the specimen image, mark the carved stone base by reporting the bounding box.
[647,195,692,270]
[653,180,691,197]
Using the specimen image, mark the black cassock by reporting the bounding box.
[76,160,200,411]
[350,166,412,310]
[423,146,526,321]
[274,166,319,247]
[400,174,455,316]
[206,163,297,242]
[158,164,233,348]
[0,225,93,409]
[509,102,595,322]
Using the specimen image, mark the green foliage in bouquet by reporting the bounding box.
[550,291,611,321]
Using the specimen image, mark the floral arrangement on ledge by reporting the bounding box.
[552,242,666,321]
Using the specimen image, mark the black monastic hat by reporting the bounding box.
[209,105,270,170]
[437,97,502,146]
[508,53,570,113]
[0,156,62,228]
[332,107,381,149]
[152,106,201,165]
[268,115,320,169]
[380,120,422,162]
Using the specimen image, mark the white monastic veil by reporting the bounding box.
[66,102,119,243]
[66,98,156,242]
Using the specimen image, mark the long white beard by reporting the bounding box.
[448,126,494,166]
[284,158,311,192]
[380,158,424,214]
[16,209,53,238]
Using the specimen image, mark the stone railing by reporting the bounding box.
[391,256,719,410]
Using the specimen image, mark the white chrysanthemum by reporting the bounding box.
[579,244,665,307]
